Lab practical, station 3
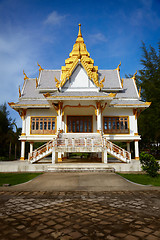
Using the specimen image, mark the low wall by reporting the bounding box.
[0,160,142,172]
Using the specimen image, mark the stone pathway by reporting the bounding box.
[0,191,160,239]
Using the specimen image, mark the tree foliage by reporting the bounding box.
[0,103,21,160]
[137,42,160,157]
[140,152,159,177]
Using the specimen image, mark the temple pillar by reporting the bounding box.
[102,150,107,163]
[134,140,139,160]
[127,142,130,152]
[52,149,58,164]
[58,152,62,162]
[20,140,25,160]
[96,102,102,133]
[30,142,33,154]
[21,110,26,136]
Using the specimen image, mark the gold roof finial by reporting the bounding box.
[78,23,82,37]
[19,86,21,98]
[76,23,84,43]
[132,70,137,80]
[37,62,44,72]
[23,70,29,80]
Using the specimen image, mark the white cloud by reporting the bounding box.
[44,11,66,25]
[87,33,108,45]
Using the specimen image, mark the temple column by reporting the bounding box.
[20,140,25,160]
[102,150,107,163]
[96,102,102,133]
[52,149,58,164]
[58,152,62,162]
[30,142,33,154]
[21,110,26,136]
[134,140,139,160]
[127,142,130,152]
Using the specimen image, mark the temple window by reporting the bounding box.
[103,116,129,134]
[31,117,56,134]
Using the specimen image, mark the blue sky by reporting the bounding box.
[0,0,160,128]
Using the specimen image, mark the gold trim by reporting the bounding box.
[63,104,96,111]
[36,78,38,88]
[131,70,137,80]
[99,77,105,89]
[20,157,25,160]
[8,102,15,106]
[37,62,44,72]
[55,77,60,88]
[21,133,26,136]
[135,157,139,160]
[138,86,141,98]
[44,93,51,98]
[23,70,29,80]
[114,61,121,71]
[45,95,113,99]
[58,158,62,162]
[19,86,21,98]
[108,93,116,97]
[134,133,139,136]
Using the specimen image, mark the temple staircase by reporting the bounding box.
[29,134,131,164]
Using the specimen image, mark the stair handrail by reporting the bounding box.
[29,139,55,161]
[104,138,131,161]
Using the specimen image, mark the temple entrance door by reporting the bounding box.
[67,116,93,133]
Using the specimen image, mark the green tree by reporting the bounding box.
[0,103,21,160]
[137,42,160,157]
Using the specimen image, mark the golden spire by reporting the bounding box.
[23,70,29,80]
[60,24,99,88]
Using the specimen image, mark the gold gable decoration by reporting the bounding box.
[59,24,99,88]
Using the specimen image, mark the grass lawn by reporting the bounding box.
[117,173,160,186]
[0,173,43,186]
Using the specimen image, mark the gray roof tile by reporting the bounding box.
[38,70,61,89]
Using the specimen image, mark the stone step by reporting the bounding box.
[47,167,115,173]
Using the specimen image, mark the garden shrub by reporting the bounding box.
[140,152,159,177]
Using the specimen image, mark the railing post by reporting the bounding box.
[72,138,75,148]
[91,138,94,151]
[85,138,87,147]
[65,138,68,147]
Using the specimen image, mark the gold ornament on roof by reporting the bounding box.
[36,78,38,88]
[132,70,137,80]
[55,77,60,88]
[19,86,21,98]
[99,77,105,89]
[114,61,121,71]
[23,70,29,80]
[60,24,99,88]
[37,62,44,72]
[121,78,124,88]
[108,93,116,97]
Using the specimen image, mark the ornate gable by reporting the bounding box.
[58,24,100,88]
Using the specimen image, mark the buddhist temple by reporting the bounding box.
[9,24,151,165]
